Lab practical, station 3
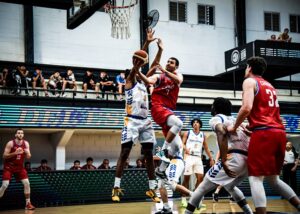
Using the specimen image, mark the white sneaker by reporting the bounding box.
[155,150,170,163]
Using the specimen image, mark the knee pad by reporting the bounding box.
[1,180,9,189]
[167,115,183,135]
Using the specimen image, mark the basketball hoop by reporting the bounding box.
[105,0,138,39]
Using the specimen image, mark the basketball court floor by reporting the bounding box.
[1,198,298,214]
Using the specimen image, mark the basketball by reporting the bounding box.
[133,50,148,64]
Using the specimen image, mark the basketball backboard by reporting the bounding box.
[67,0,110,29]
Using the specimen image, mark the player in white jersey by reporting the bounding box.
[181,118,214,207]
[185,97,253,214]
[112,28,160,203]
[154,135,192,214]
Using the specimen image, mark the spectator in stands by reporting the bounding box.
[82,70,97,99]
[81,157,97,170]
[278,28,292,42]
[98,158,111,169]
[1,68,15,93]
[24,161,32,172]
[96,71,117,100]
[32,68,49,97]
[283,141,299,192]
[48,71,62,97]
[61,69,77,97]
[116,71,126,100]
[135,158,145,168]
[268,34,277,41]
[124,158,134,169]
[70,160,81,170]
[14,66,30,96]
[0,68,8,87]
[36,159,52,171]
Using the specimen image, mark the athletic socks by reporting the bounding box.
[149,180,156,190]
[114,177,121,188]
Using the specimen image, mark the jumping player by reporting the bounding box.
[112,29,160,203]
[227,56,300,214]
[185,98,253,214]
[0,128,35,210]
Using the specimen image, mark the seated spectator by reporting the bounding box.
[61,69,77,97]
[135,158,145,168]
[96,71,117,100]
[14,66,30,96]
[82,70,97,99]
[116,71,126,100]
[278,28,292,42]
[124,158,134,169]
[0,68,8,87]
[32,68,49,97]
[36,159,52,171]
[48,71,62,97]
[25,161,32,172]
[98,158,111,169]
[70,160,81,170]
[81,157,97,170]
[268,34,277,41]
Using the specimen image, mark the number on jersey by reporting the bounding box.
[266,89,279,107]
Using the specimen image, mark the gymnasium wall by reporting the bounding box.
[0,0,299,77]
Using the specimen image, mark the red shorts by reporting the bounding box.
[2,168,28,181]
[151,105,174,137]
[248,128,286,176]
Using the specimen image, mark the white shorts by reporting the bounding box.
[184,155,203,175]
[121,116,156,145]
[206,152,248,187]
[166,158,185,183]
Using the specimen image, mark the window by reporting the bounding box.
[169,1,187,22]
[290,15,300,33]
[198,4,215,25]
[264,12,280,31]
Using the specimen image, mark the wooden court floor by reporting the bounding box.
[1,198,298,214]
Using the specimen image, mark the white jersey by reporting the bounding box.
[186,130,205,156]
[125,81,148,119]
[209,114,249,151]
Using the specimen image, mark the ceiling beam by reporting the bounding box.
[0,0,73,10]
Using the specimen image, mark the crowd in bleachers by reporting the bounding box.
[0,66,126,100]
[24,157,146,171]
[268,27,292,42]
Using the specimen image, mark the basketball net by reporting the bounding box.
[105,0,138,39]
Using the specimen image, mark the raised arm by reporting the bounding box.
[149,39,163,68]
[157,65,183,85]
[137,70,158,86]
[142,28,157,51]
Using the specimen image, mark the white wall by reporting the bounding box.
[0,0,299,78]
[246,0,300,43]
[148,0,235,76]
[0,2,24,62]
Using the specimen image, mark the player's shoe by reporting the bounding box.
[229,196,235,203]
[25,202,35,210]
[212,193,219,202]
[112,187,124,202]
[155,168,167,180]
[155,150,170,163]
[155,207,173,214]
[146,189,160,203]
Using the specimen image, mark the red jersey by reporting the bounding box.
[247,76,284,130]
[151,73,180,110]
[4,140,27,170]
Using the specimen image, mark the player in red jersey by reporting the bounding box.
[228,56,300,214]
[0,128,35,210]
[140,39,184,178]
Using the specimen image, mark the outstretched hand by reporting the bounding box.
[157,38,163,50]
[146,28,157,43]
